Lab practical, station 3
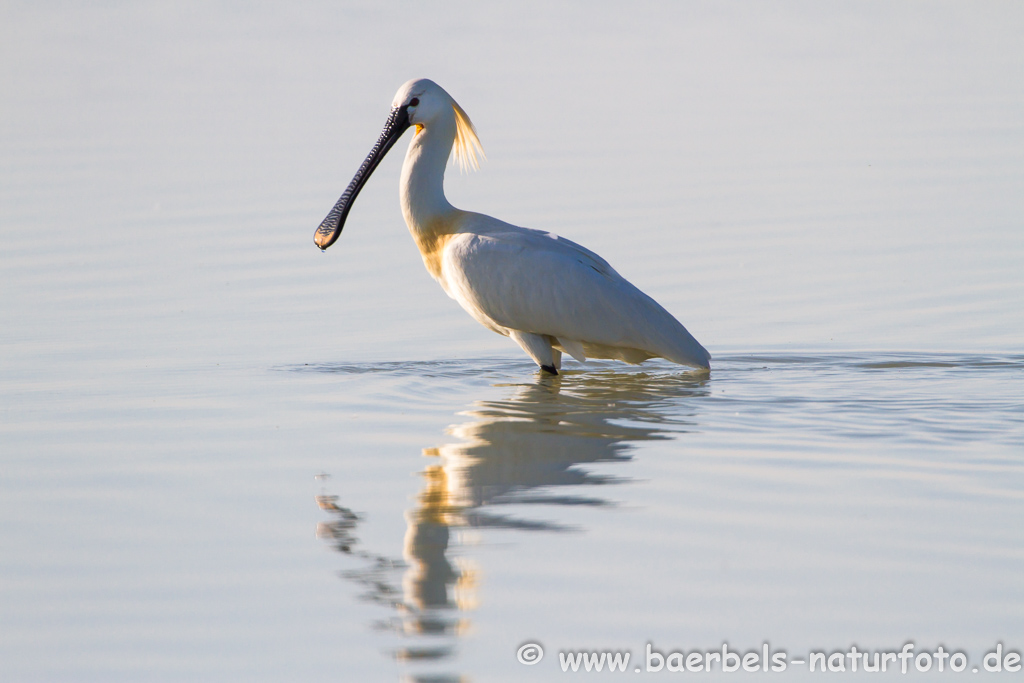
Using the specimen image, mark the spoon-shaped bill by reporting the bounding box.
[314,105,411,250]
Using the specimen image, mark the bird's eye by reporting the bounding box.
[409,98,419,107]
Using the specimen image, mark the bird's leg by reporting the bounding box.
[542,342,562,374]
[508,330,558,371]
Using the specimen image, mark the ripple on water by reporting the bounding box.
[283,352,1023,451]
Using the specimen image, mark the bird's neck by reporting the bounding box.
[400,119,462,280]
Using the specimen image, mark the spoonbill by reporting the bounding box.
[315,79,710,374]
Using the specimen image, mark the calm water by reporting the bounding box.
[3,3,1023,681]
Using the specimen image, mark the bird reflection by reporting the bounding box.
[317,367,708,681]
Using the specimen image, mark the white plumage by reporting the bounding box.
[315,79,710,373]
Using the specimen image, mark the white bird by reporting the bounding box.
[315,79,710,374]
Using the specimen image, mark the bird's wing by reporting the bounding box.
[441,219,710,368]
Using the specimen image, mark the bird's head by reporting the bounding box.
[397,79,483,172]
[391,78,439,130]
[314,79,483,251]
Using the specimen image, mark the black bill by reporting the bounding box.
[314,104,412,250]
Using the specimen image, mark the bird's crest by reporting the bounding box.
[451,101,485,172]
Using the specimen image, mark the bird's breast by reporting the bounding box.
[409,215,462,281]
